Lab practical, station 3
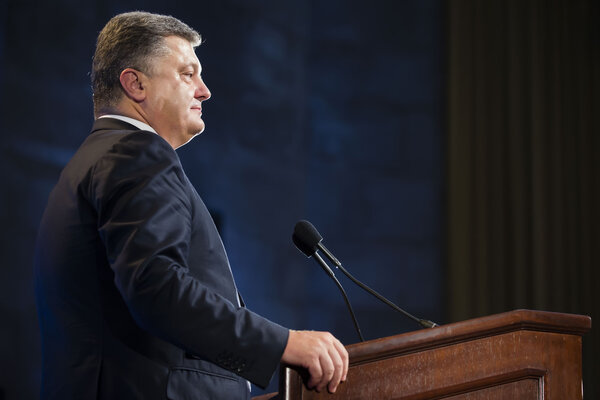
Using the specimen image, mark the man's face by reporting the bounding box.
[142,36,211,148]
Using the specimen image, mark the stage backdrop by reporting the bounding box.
[0,0,444,398]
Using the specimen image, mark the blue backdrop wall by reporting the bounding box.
[0,0,444,397]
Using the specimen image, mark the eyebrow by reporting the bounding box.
[181,62,201,74]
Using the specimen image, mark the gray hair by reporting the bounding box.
[91,11,201,116]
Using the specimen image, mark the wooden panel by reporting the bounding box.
[280,310,590,400]
[446,378,539,399]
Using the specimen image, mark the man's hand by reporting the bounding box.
[281,330,349,393]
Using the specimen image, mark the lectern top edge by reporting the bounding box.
[346,309,591,365]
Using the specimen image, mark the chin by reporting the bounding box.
[176,130,203,149]
[191,120,205,135]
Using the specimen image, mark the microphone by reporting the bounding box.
[292,227,365,342]
[293,219,341,266]
[293,220,438,330]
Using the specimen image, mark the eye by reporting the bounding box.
[182,72,194,80]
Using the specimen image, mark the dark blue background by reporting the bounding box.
[0,0,443,397]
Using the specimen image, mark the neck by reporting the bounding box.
[100,101,189,150]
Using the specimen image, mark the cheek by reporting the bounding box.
[151,83,188,111]
[174,89,194,113]
[149,92,172,113]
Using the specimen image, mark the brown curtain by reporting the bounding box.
[447,0,599,397]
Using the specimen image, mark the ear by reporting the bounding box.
[119,68,146,102]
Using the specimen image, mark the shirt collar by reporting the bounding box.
[98,114,157,134]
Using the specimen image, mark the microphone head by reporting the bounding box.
[292,220,323,257]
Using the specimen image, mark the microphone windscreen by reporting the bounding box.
[292,220,322,256]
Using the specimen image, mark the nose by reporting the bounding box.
[195,77,211,101]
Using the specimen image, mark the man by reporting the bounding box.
[34,11,347,400]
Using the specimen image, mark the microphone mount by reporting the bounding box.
[313,251,365,342]
[334,261,437,329]
[293,220,439,331]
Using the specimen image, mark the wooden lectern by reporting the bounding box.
[255,309,591,399]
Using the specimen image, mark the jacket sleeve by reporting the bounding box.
[89,131,288,388]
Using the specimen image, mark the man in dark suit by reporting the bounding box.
[34,11,348,400]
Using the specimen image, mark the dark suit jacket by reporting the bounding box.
[34,118,288,399]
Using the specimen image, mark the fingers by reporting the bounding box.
[325,343,344,393]
[281,330,349,394]
[333,337,349,382]
[305,355,323,389]
[316,349,335,392]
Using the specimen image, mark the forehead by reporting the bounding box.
[157,35,201,69]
